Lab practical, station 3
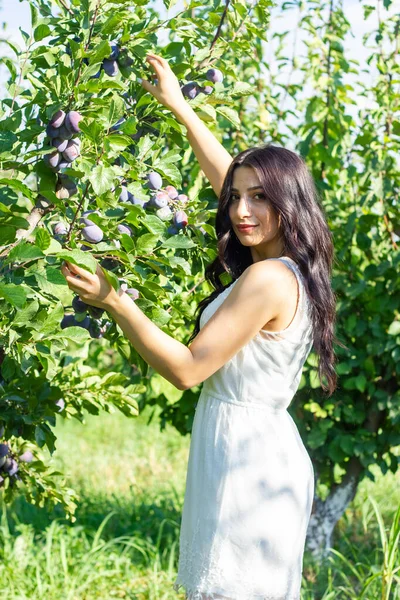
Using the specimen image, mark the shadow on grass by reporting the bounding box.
[2,485,183,565]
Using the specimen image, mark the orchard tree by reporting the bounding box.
[0,0,399,566]
[0,0,269,520]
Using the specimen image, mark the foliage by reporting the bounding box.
[0,0,273,517]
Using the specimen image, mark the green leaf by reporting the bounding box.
[0,131,17,153]
[34,24,51,42]
[51,326,91,342]
[215,106,241,128]
[36,302,65,335]
[89,164,116,196]
[151,305,172,327]
[35,228,51,251]
[0,178,35,201]
[104,134,132,152]
[13,299,40,326]
[0,283,27,308]
[33,266,69,297]
[161,236,196,249]
[55,249,97,274]
[136,233,159,254]
[107,95,125,129]
[141,215,165,235]
[230,81,254,96]
[388,321,400,335]
[101,265,120,292]
[89,39,112,65]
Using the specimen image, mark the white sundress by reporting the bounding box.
[173,256,315,600]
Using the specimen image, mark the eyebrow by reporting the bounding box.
[231,186,263,192]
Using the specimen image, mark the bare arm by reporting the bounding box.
[140,53,234,198]
[172,102,234,198]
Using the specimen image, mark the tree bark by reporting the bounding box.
[305,456,364,561]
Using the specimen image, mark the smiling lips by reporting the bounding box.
[237,224,257,232]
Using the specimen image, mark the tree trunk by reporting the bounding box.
[305,456,364,562]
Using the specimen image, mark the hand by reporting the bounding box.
[139,52,187,113]
[61,260,122,311]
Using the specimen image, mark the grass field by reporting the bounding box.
[0,404,399,599]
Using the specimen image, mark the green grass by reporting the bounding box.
[0,405,399,599]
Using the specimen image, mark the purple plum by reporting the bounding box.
[80,210,100,226]
[206,68,224,83]
[44,150,61,169]
[145,171,163,190]
[165,185,179,200]
[49,109,66,128]
[109,43,120,60]
[53,222,68,236]
[72,295,88,313]
[88,305,104,319]
[181,81,200,99]
[65,111,83,134]
[62,140,80,163]
[125,288,140,301]
[57,124,73,140]
[117,223,132,236]
[52,137,68,152]
[119,185,133,203]
[173,210,188,229]
[167,224,179,235]
[177,193,189,205]
[46,123,60,139]
[19,450,34,463]
[103,59,119,77]
[82,224,103,243]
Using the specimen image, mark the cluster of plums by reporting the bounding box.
[119,170,189,235]
[92,42,134,79]
[61,288,139,336]
[0,429,34,488]
[180,68,224,100]
[44,109,83,172]
[52,169,189,245]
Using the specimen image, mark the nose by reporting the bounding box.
[234,196,252,217]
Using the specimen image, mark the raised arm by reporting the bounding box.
[172,102,234,198]
[140,52,234,198]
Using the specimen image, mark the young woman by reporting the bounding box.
[61,53,340,600]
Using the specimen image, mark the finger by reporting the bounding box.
[65,261,91,280]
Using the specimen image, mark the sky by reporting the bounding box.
[0,0,399,138]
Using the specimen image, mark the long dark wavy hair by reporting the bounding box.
[187,143,347,397]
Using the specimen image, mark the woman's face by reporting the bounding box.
[228,166,284,262]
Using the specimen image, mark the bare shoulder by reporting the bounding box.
[242,259,298,295]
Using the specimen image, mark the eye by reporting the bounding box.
[230,193,265,201]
